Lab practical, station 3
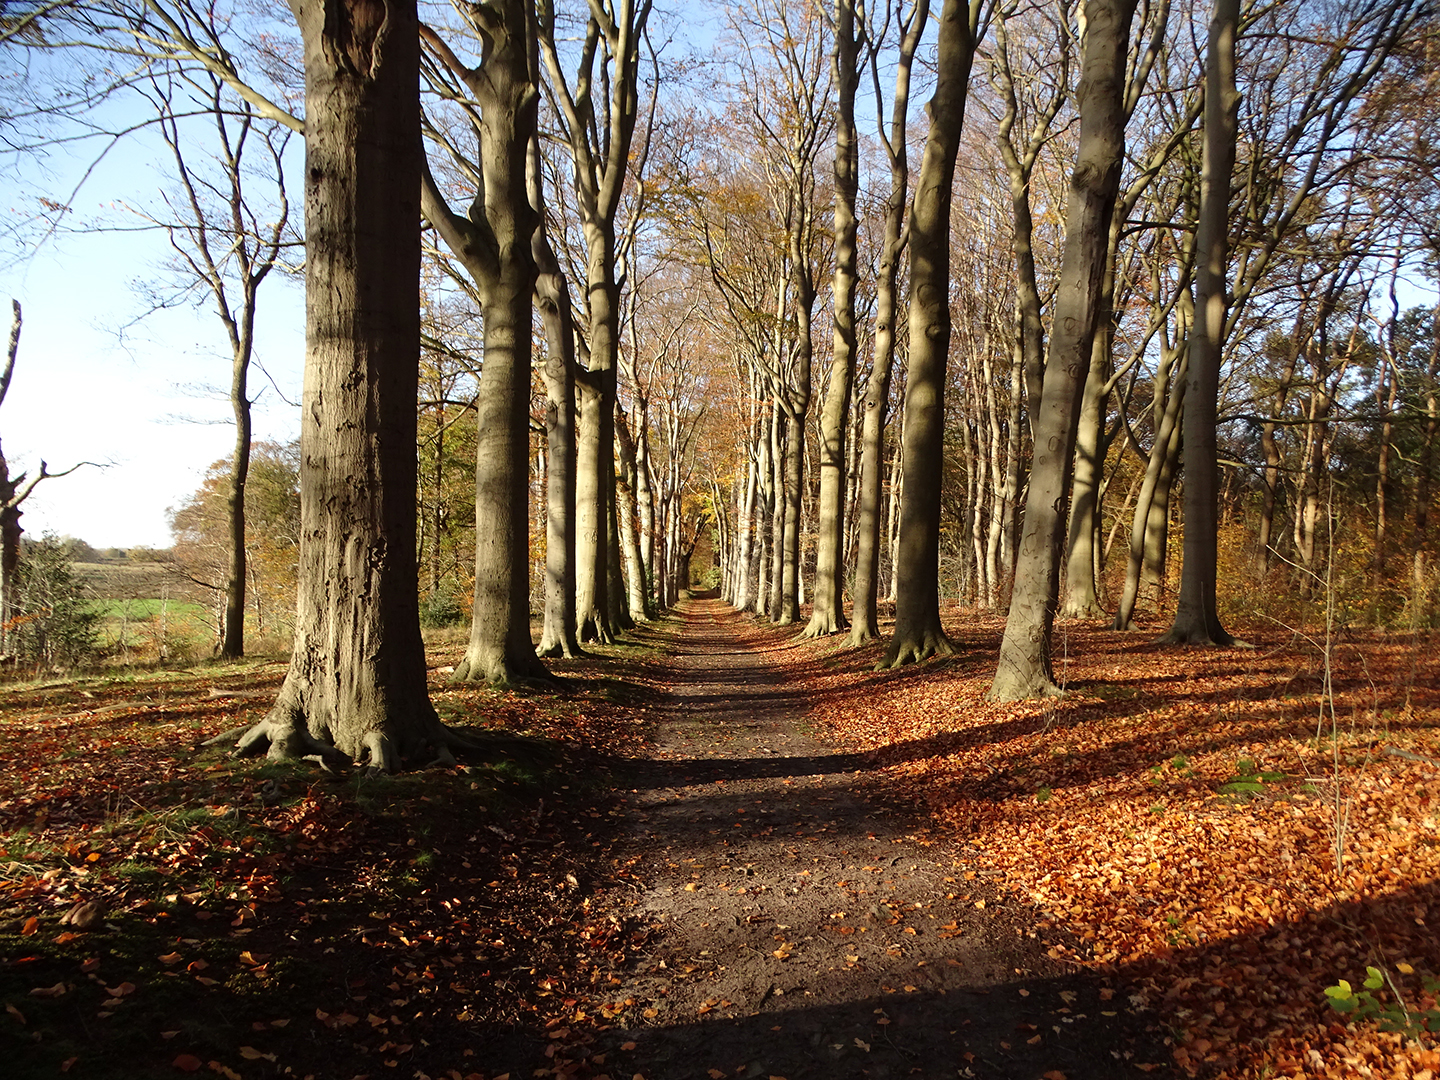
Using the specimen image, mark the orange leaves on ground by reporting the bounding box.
[798,613,1440,1080]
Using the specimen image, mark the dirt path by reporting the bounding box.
[587,600,1164,1080]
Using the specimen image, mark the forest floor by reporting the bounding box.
[1,598,1438,1080]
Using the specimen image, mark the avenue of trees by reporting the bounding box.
[2,0,1438,767]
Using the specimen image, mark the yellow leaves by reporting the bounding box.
[771,941,792,959]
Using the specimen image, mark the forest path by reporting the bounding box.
[587,599,1156,1080]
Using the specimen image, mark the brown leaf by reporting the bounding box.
[106,982,137,998]
[172,1054,203,1072]
[29,982,67,998]
[6,1003,26,1025]
[20,916,38,937]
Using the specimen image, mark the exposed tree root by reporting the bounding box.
[535,633,583,660]
[847,621,879,647]
[210,695,489,775]
[1154,622,1252,648]
[451,650,552,688]
[798,610,848,639]
[876,629,956,670]
[986,675,1065,702]
[1060,598,1109,620]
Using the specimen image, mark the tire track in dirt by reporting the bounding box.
[591,600,1168,1080]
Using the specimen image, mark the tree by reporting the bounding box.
[0,301,92,658]
[226,0,461,770]
[168,441,300,643]
[134,23,294,660]
[848,0,928,645]
[538,0,656,644]
[879,0,983,668]
[7,534,98,670]
[1159,0,1239,645]
[418,1,548,686]
[803,0,864,638]
[990,0,1140,700]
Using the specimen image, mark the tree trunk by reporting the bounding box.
[237,0,452,770]
[532,135,580,659]
[848,0,926,646]
[1160,0,1239,647]
[991,0,1139,699]
[878,0,979,668]
[574,371,613,642]
[220,329,252,659]
[1060,313,1111,618]
[615,405,649,622]
[803,0,861,638]
[1114,347,1186,630]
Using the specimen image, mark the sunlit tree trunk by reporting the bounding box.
[849,0,928,646]
[991,0,1139,699]
[1161,0,1240,646]
[878,0,981,668]
[238,0,454,769]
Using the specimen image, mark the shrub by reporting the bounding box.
[4,534,99,670]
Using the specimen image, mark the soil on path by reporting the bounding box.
[587,600,1168,1080]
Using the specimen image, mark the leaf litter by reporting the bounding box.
[0,607,1434,1079]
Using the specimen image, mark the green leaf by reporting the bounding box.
[1363,967,1384,990]
[1324,981,1354,999]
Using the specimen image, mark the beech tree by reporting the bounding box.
[226,0,462,770]
[802,0,864,637]
[848,0,928,645]
[538,0,655,644]
[879,0,983,668]
[418,1,548,686]
[990,0,1139,699]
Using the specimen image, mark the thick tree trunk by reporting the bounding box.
[1160,0,1239,647]
[532,139,580,659]
[878,0,979,668]
[615,406,649,622]
[991,0,1139,699]
[804,0,861,638]
[849,0,926,646]
[236,0,452,770]
[574,371,613,642]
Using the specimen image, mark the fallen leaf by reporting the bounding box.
[159,952,184,966]
[6,1003,26,1025]
[29,982,67,998]
[60,1057,78,1072]
[708,1070,725,1079]
[207,1062,241,1080]
[20,917,39,937]
[106,982,137,997]
[854,1038,870,1052]
[173,1054,203,1072]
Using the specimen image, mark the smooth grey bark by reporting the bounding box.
[849,0,928,646]
[803,0,863,638]
[234,0,457,770]
[990,0,1139,700]
[539,0,653,644]
[530,136,581,659]
[877,0,981,668]
[615,404,650,622]
[1160,0,1239,647]
[419,5,547,685]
